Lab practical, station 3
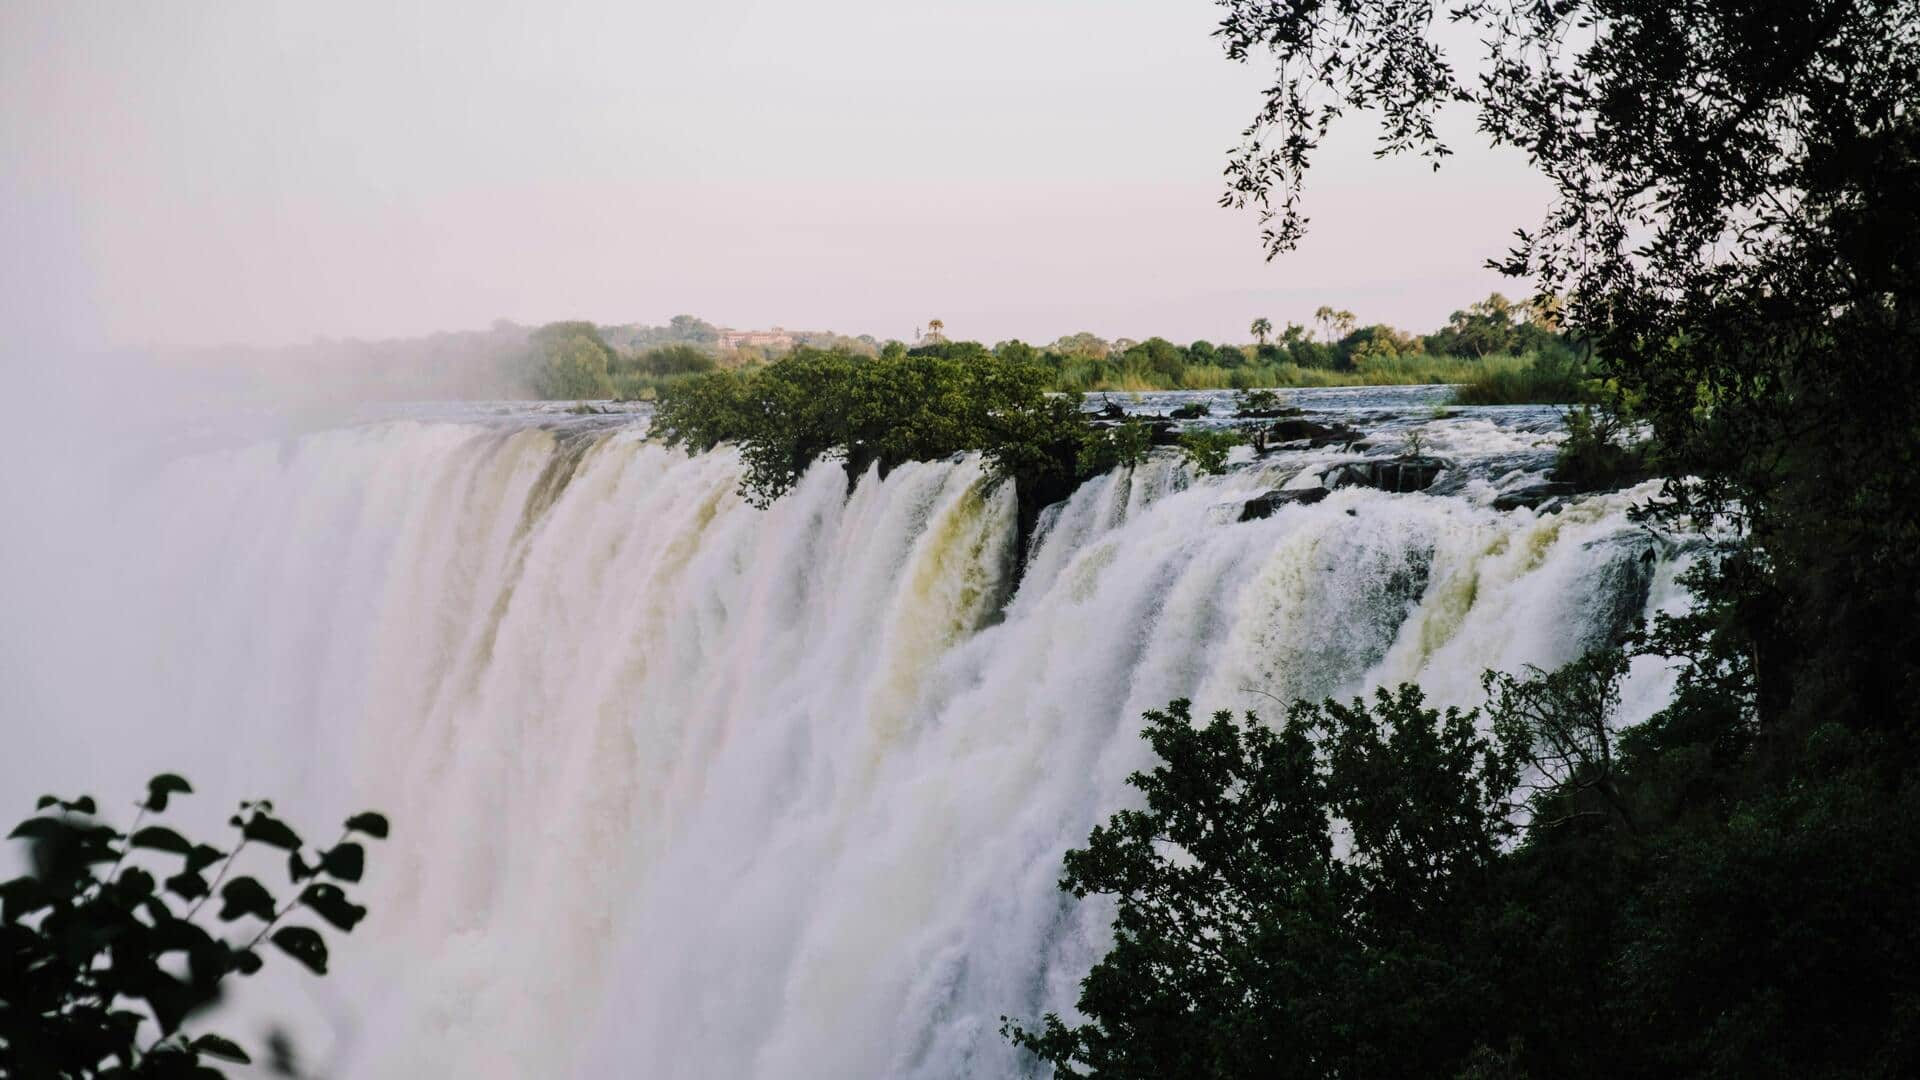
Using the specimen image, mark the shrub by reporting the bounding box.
[1554,405,1652,491]
[653,347,1161,552]
[1176,429,1244,475]
[1451,353,1596,405]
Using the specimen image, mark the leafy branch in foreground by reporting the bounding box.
[0,776,388,1078]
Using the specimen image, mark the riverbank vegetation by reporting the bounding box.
[1006,0,1920,1076]
[520,290,1599,405]
[651,346,1152,549]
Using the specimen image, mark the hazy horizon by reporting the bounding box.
[4,0,1548,352]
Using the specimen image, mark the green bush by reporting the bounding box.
[1175,429,1244,474]
[1553,405,1652,491]
[652,347,1164,550]
[1451,353,1598,405]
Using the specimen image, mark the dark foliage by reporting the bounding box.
[1010,656,1920,1077]
[1214,0,1920,734]
[1013,3,1920,1073]
[1005,688,1525,1078]
[0,777,386,1077]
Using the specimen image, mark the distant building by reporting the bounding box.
[715,326,826,351]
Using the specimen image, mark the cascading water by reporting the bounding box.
[5,389,1690,1078]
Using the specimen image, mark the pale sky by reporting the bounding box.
[1,0,1548,348]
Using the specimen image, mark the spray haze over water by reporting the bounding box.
[4,387,1687,1076]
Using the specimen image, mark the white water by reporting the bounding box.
[4,399,1689,1077]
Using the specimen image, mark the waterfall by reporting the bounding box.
[5,407,1689,1078]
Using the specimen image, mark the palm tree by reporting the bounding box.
[1250,317,1272,346]
[926,318,946,344]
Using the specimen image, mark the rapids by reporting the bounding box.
[5,388,1690,1077]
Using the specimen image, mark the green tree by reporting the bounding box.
[528,321,615,400]
[1004,5,1920,1074]
[665,314,719,345]
[1217,0,1920,736]
[1312,305,1356,345]
[1249,317,1272,345]
[640,343,716,376]
[1006,688,1524,1079]
[1053,332,1112,361]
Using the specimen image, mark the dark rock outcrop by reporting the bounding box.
[1491,481,1578,512]
[1239,487,1329,521]
[1259,418,1364,450]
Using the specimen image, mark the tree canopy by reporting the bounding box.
[1001,3,1920,1076]
[1217,0,1920,742]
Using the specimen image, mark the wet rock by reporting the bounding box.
[1264,418,1364,448]
[1092,396,1127,420]
[1168,402,1210,420]
[1324,456,1451,494]
[1492,481,1578,512]
[1235,405,1304,419]
[1572,533,1660,651]
[1239,486,1329,521]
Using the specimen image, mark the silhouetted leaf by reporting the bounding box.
[232,947,263,975]
[287,850,315,882]
[217,877,276,922]
[300,883,367,931]
[344,812,389,839]
[148,914,214,957]
[9,816,69,841]
[36,794,57,810]
[131,826,194,855]
[165,870,209,900]
[241,814,301,851]
[186,843,225,874]
[190,1033,251,1064]
[129,967,198,1034]
[144,773,192,812]
[68,796,97,815]
[270,926,328,974]
[320,842,363,882]
[0,876,49,922]
[115,867,156,899]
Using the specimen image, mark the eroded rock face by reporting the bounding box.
[1324,456,1451,494]
[1492,481,1577,512]
[1268,418,1361,444]
[1239,487,1329,521]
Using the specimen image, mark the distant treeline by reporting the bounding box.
[521,294,1593,404]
